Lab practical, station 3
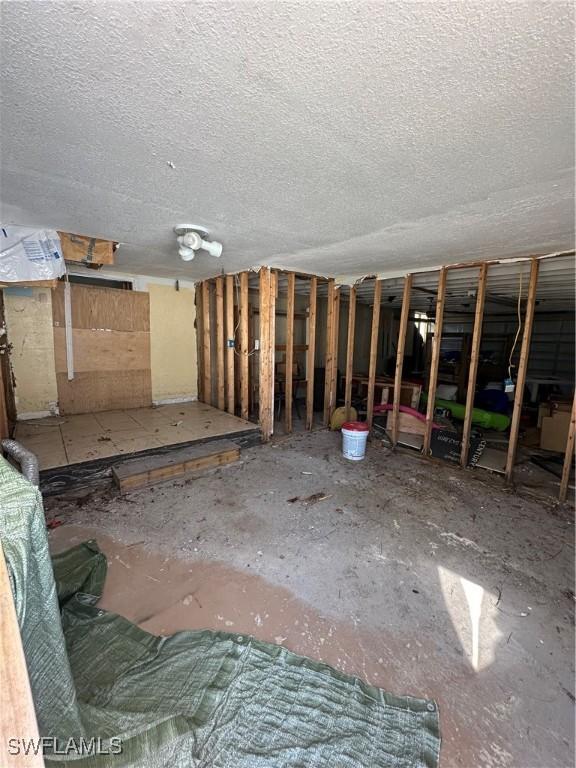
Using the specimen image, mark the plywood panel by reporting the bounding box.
[56,370,152,414]
[54,328,150,373]
[53,284,150,331]
[53,282,152,414]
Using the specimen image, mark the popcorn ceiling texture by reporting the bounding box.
[1,1,574,280]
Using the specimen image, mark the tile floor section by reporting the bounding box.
[14,401,256,470]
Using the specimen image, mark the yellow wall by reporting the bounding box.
[148,283,197,403]
[4,287,59,416]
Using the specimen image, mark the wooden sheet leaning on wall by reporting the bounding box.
[52,283,152,414]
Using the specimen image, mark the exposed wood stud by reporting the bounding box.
[423,268,448,455]
[258,267,273,441]
[270,270,277,428]
[505,259,540,482]
[460,263,488,467]
[195,285,204,402]
[329,288,341,420]
[559,394,576,503]
[366,280,382,429]
[285,272,295,433]
[323,278,335,424]
[392,274,413,446]
[306,276,317,430]
[215,277,225,411]
[239,272,249,420]
[201,280,212,405]
[225,275,235,414]
[344,286,357,421]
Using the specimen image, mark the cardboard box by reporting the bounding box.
[540,411,571,453]
[538,400,572,428]
[58,232,115,265]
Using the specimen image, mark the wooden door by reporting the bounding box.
[52,284,152,414]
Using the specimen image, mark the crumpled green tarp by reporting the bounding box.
[1,456,440,767]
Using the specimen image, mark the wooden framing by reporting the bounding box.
[225,275,235,414]
[366,280,382,429]
[323,279,336,424]
[258,267,274,440]
[201,280,211,406]
[505,258,539,482]
[239,272,249,420]
[344,286,357,420]
[215,277,225,411]
[0,543,44,768]
[460,263,488,467]
[559,394,576,503]
[324,281,340,426]
[330,288,341,418]
[423,267,448,455]
[285,272,295,433]
[391,275,413,445]
[195,285,205,403]
[305,276,317,430]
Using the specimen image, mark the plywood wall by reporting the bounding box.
[52,283,152,414]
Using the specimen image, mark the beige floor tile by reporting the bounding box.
[35,445,69,470]
[128,413,173,429]
[16,433,68,470]
[109,436,165,455]
[152,427,201,446]
[65,438,119,464]
[98,426,149,442]
[14,421,63,439]
[60,413,103,438]
[14,429,63,448]
[62,431,111,447]
[94,410,143,432]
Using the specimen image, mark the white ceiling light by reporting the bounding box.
[173,224,223,261]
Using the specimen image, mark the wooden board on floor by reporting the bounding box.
[112,439,241,491]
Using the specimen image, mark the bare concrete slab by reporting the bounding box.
[47,430,575,768]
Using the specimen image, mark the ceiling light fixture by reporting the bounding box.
[173,224,223,261]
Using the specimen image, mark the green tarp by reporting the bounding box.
[1,457,440,767]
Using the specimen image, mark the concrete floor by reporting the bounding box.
[47,430,575,768]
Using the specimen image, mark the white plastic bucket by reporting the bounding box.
[341,422,369,461]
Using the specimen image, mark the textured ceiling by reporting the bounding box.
[1,1,574,281]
